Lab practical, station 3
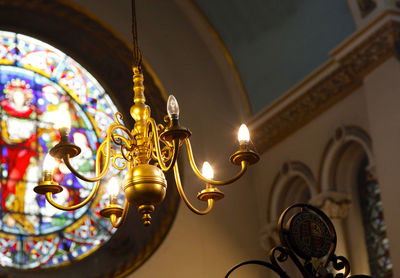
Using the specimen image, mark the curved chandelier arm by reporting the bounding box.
[173,163,214,215]
[110,114,133,149]
[148,118,179,172]
[185,138,249,185]
[112,133,132,151]
[62,123,129,182]
[225,260,289,278]
[110,124,135,164]
[110,201,129,228]
[44,142,107,210]
[63,154,109,183]
[45,178,101,211]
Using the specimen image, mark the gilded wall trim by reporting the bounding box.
[250,19,400,154]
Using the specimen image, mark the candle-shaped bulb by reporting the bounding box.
[202,161,214,180]
[238,124,250,144]
[106,176,121,197]
[55,107,71,130]
[167,95,180,118]
[43,153,57,172]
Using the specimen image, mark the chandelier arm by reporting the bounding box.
[112,153,129,170]
[45,178,101,210]
[44,141,107,210]
[184,138,249,185]
[110,122,133,142]
[114,112,125,126]
[63,122,128,182]
[118,142,131,163]
[109,123,134,163]
[63,146,109,182]
[173,163,214,215]
[148,118,179,171]
[112,134,132,150]
[110,200,129,228]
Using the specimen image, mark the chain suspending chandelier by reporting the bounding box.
[34,0,259,227]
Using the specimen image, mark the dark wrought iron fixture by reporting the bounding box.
[226,204,373,278]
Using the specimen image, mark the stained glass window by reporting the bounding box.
[358,160,393,278]
[0,30,121,269]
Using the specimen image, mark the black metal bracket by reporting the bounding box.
[225,204,374,278]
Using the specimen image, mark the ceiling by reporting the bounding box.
[65,0,357,115]
[193,0,356,113]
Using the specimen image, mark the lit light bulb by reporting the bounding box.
[106,176,121,197]
[167,95,180,118]
[202,161,214,180]
[238,124,250,144]
[54,108,71,130]
[43,153,57,172]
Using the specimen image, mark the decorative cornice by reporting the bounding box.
[250,16,400,154]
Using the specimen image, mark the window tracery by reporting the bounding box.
[0,30,121,269]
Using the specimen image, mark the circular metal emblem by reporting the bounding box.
[287,211,332,259]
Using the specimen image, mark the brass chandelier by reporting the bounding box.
[34,0,259,228]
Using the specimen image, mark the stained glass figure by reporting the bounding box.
[0,30,122,269]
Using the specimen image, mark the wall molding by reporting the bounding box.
[250,11,400,154]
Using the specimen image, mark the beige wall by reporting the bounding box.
[252,55,400,276]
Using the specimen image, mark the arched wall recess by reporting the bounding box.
[320,125,375,193]
[307,126,373,220]
[260,161,317,252]
[268,161,318,222]
[317,125,392,276]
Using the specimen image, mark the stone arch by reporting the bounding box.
[318,125,388,275]
[320,125,375,193]
[267,161,318,222]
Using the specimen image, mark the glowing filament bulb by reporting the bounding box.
[238,124,250,144]
[202,161,214,180]
[43,153,57,172]
[107,176,121,197]
[167,95,180,117]
[55,107,71,130]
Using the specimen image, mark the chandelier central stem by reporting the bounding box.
[131,66,151,165]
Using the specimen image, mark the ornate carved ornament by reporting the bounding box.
[357,0,377,18]
[250,13,400,154]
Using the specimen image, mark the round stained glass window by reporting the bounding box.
[0,30,121,269]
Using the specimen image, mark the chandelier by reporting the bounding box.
[34,0,259,227]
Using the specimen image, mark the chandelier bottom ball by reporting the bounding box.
[123,164,167,225]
